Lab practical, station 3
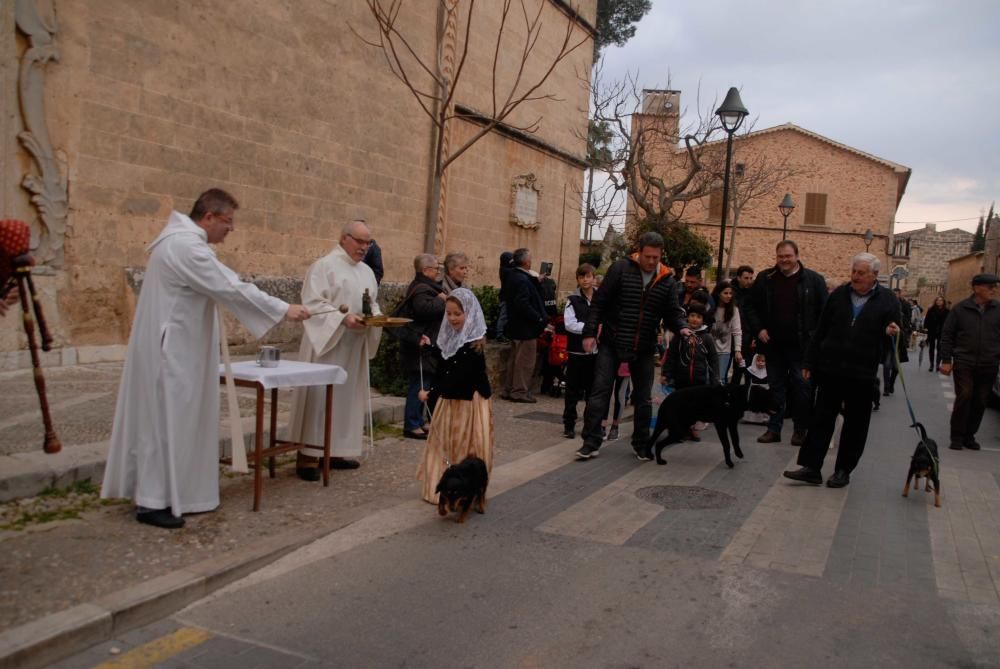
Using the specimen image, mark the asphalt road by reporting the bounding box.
[54,358,1000,668]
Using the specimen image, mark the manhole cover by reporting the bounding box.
[634,485,735,510]
[513,411,565,423]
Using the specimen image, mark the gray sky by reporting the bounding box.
[597,0,1000,235]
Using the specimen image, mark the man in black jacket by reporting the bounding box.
[939,273,1000,451]
[501,248,548,403]
[397,253,446,439]
[784,253,901,488]
[742,240,827,446]
[577,232,689,461]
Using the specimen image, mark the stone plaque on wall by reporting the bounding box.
[510,173,541,230]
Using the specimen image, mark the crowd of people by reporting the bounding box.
[74,187,999,529]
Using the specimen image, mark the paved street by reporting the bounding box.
[45,357,1000,668]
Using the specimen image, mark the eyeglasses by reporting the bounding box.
[214,212,234,227]
[346,233,373,247]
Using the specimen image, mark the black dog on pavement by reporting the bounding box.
[646,384,754,468]
[902,422,941,508]
[435,456,489,523]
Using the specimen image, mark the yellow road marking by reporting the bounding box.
[93,627,212,669]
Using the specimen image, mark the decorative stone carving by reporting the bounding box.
[509,173,541,230]
[15,0,68,266]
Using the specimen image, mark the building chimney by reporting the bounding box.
[926,223,936,232]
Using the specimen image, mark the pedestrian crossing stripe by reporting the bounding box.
[92,627,212,669]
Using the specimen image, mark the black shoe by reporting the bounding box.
[136,508,185,529]
[826,470,850,488]
[873,403,880,411]
[562,428,575,439]
[964,440,981,451]
[509,396,537,404]
[296,466,321,482]
[882,390,890,397]
[790,430,807,446]
[576,444,600,460]
[403,430,428,440]
[782,467,822,485]
[634,446,653,462]
[949,441,963,451]
[330,458,361,470]
[607,426,620,441]
[757,431,781,444]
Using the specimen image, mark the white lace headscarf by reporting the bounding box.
[436,287,487,360]
[747,354,768,380]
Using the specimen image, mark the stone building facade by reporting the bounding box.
[630,93,910,285]
[887,223,973,306]
[946,252,984,307]
[1,0,595,363]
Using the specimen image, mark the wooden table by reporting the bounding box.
[219,360,348,511]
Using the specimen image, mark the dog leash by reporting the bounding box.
[893,333,939,475]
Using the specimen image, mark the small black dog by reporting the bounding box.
[435,456,489,523]
[647,383,765,468]
[902,422,941,508]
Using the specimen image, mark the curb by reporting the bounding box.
[0,506,377,669]
[0,397,406,503]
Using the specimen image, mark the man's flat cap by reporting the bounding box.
[972,273,1000,285]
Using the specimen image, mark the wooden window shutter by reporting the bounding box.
[804,192,828,226]
[709,191,723,218]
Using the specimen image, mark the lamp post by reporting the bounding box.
[778,193,795,241]
[863,228,874,252]
[715,87,749,277]
[584,207,598,243]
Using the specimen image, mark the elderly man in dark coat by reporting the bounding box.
[396,253,447,439]
[500,248,548,403]
[784,253,900,488]
[938,273,1000,451]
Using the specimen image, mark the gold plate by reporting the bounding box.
[362,315,412,328]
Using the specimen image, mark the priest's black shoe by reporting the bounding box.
[330,458,361,470]
[136,508,185,529]
[403,430,428,440]
[782,466,822,485]
[826,470,850,488]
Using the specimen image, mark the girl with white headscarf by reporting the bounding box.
[416,288,495,504]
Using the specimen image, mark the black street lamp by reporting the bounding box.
[715,87,749,276]
[778,193,795,241]
[863,228,874,252]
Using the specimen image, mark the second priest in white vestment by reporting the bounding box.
[287,220,382,477]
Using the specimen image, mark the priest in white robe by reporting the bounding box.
[101,189,310,529]
[286,219,382,480]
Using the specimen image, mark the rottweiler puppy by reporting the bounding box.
[902,422,941,508]
[646,383,769,468]
[435,456,489,523]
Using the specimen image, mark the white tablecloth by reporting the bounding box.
[219,360,348,390]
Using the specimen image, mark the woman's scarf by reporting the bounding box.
[436,287,487,360]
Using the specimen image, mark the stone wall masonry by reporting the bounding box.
[2,0,593,353]
[946,253,983,307]
[893,225,974,294]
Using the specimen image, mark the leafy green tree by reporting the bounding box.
[628,217,712,272]
[594,0,652,60]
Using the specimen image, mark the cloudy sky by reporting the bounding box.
[596,0,1000,235]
